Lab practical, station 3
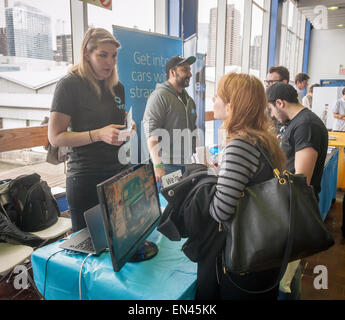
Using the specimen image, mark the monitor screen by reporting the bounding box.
[97,163,161,272]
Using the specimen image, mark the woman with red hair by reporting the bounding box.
[200,73,286,300]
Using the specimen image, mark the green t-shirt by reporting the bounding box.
[51,73,126,177]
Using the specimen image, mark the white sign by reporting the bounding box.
[81,0,112,11]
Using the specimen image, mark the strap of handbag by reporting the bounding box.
[221,144,296,294]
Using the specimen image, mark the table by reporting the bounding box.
[328,131,345,189]
[318,147,338,220]
[31,229,197,300]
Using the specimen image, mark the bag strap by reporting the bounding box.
[256,144,275,172]
[222,148,296,295]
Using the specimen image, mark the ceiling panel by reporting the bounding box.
[295,0,345,29]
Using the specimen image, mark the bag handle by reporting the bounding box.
[222,145,296,295]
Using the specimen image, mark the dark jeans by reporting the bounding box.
[66,173,115,232]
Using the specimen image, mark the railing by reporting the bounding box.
[0,112,215,153]
[0,125,48,153]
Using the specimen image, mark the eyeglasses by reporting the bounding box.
[264,79,280,86]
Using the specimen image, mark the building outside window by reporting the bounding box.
[198,0,218,147]
[0,0,72,130]
[249,1,264,78]
[0,0,72,166]
[225,0,244,74]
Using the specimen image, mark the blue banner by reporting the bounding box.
[113,26,182,162]
[113,26,182,124]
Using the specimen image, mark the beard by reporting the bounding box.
[176,75,190,88]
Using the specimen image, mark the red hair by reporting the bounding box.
[217,73,285,171]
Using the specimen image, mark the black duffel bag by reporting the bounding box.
[0,173,60,232]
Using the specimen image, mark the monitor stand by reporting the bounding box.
[128,241,158,262]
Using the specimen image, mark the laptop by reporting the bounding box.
[59,204,108,255]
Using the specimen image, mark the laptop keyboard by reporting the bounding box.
[61,228,95,253]
[73,237,94,252]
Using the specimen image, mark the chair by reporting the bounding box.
[0,242,33,276]
[30,217,72,241]
[0,242,36,299]
[0,217,72,299]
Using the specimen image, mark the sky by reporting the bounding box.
[17,0,155,32]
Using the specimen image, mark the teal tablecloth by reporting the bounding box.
[31,194,196,300]
[31,230,197,300]
[318,148,338,220]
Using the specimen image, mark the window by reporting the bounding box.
[197,0,218,147]
[0,0,72,129]
[0,0,72,166]
[279,0,306,81]
[225,0,244,74]
[2,0,72,64]
[254,0,264,7]
[249,2,264,78]
[87,0,154,33]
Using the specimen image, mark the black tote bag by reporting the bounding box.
[222,146,334,277]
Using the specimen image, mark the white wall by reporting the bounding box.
[308,28,345,85]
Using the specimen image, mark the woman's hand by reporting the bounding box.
[154,166,166,183]
[131,120,137,133]
[95,124,126,146]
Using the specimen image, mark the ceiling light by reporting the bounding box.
[328,6,339,10]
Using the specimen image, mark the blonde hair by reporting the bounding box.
[217,73,286,171]
[70,28,121,98]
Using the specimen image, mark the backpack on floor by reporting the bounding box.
[0,173,60,232]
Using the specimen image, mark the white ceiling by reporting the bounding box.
[295,0,345,29]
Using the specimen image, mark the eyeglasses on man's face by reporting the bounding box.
[264,79,280,86]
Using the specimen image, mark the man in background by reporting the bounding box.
[265,65,290,88]
[332,87,345,132]
[302,83,320,110]
[267,82,328,300]
[294,73,310,103]
[265,65,291,134]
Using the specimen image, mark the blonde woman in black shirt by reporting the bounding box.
[48,28,135,231]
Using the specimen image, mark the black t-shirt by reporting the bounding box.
[281,108,328,196]
[51,73,126,177]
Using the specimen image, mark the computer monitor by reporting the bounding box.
[97,162,161,272]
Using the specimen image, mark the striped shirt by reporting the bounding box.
[209,138,260,223]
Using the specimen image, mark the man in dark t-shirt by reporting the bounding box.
[266,82,328,301]
[266,82,328,198]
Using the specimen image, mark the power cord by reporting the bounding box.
[79,253,93,300]
[43,249,64,299]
